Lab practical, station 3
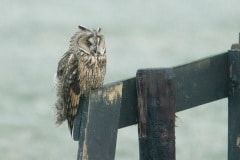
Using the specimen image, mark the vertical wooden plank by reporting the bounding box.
[228,42,240,160]
[73,96,88,141]
[118,78,138,129]
[136,69,176,160]
[76,82,123,160]
[76,97,90,159]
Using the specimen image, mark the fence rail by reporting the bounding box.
[72,33,240,160]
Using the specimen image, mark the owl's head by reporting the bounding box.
[69,25,106,56]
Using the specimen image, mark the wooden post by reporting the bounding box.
[70,33,239,160]
[74,82,123,160]
[136,69,176,160]
[228,36,240,160]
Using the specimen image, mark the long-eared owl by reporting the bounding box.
[54,25,107,134]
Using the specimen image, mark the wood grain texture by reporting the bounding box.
[136,69,176,160]
[228,50,240,160]
[74,82,122,160]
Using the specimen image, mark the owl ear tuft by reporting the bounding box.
[78,25,88,31]
[97,27,101,32]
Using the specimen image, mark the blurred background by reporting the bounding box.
[1,0,240,159]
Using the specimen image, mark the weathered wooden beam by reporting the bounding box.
[175,52,228,111]
[117,52,229,129]
[136,69,176,160]
[118,78,138,128]
[73,51,229,133]
[74,82,122,160]
[228,45,240,159]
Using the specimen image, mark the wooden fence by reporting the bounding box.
[72,33,240,160]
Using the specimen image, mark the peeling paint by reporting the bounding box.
[82,140,89,160]
[103,84,122,105]
[90,83,123,106]
[236,135,240,148]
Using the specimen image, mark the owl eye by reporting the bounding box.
[85,41,91,46]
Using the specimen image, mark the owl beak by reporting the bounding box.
[91,47,98,56]
[97,48,106,55]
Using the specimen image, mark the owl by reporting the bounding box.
[54,25,107,134]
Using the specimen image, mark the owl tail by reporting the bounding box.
[54,74,67,125]
[67,117,74,135]
[55,98,67,125]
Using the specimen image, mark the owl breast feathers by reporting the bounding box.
[54,25,107,134]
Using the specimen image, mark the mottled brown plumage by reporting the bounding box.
[54,26,106,134]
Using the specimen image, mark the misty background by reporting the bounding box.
[1,0,240,159]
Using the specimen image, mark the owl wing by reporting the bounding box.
[55,51,73,125]
[57,52,72,77]
[62,53,81,134]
